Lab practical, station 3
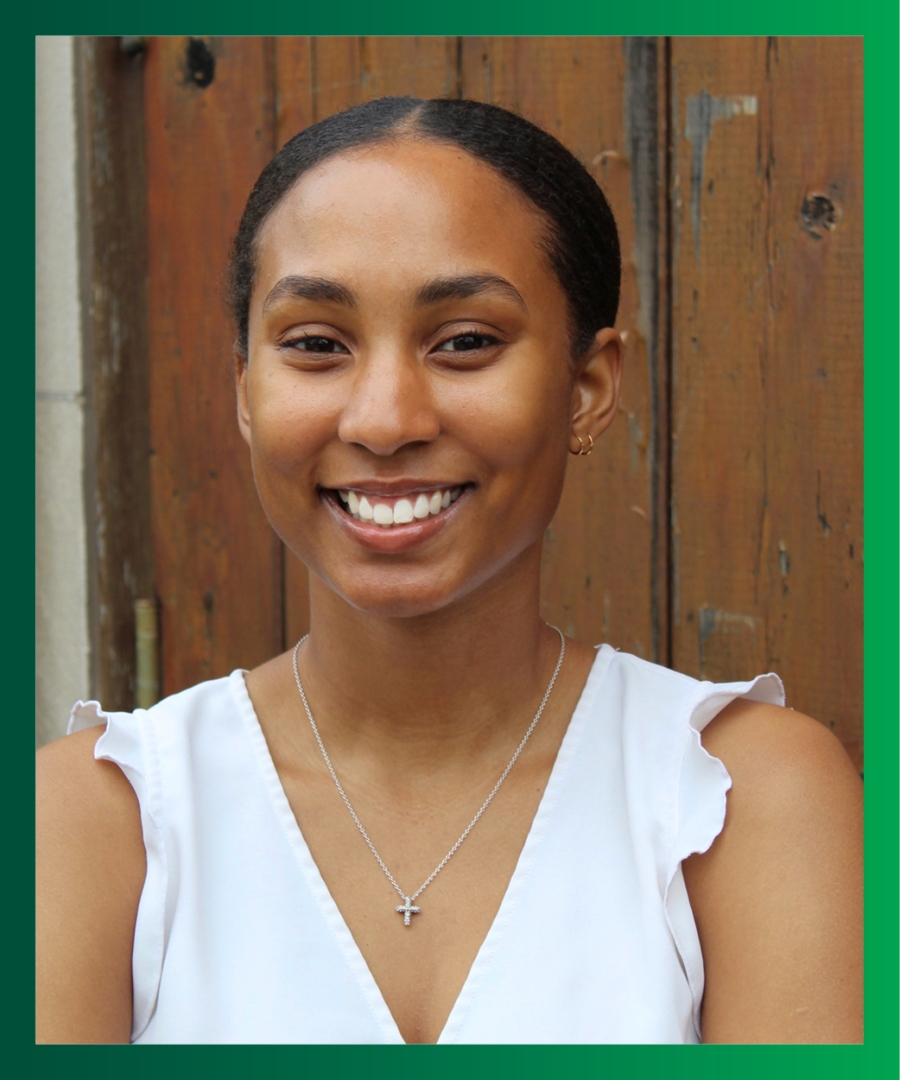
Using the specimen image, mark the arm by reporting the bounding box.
[36,728,146,1043]
[683,699,863,1043]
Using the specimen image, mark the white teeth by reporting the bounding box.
[393,498,414,524]
[339,487,464,526]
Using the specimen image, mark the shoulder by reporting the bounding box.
[37,725,143,838]
[700,697,862,819]
[684,700,863,1042]
[37,728,145,1043]
[690,697,862,907]
[36,724,145,933]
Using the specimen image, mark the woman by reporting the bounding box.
[36,97,862,1044]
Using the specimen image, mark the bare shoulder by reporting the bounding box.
[684,699,863,1043]
[37,725,146,867]
[700,697,862,813]
[37,727,145,1043]
[38,724,136,811]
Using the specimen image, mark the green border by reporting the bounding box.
[23,1,898,1078]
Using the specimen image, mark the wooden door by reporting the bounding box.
[141,36,862,766]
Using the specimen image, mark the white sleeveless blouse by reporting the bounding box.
[68,645,783,1044]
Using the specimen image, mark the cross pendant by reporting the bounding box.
[396,897,421,926]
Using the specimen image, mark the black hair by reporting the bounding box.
[228,97,620,360]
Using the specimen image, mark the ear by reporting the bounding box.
[568,327,623,454]
[235,351,252,447]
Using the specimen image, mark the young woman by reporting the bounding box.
[36,98,863,1045]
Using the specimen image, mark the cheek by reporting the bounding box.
[448,354,572,470]
[246,366,334,475]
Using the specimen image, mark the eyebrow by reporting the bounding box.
[261,272,527,313]
[263,275,358,311]
[414,274,527,311]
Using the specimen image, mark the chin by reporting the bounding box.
[331,569,465,620]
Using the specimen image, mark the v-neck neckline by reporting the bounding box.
[230,644,614,1045]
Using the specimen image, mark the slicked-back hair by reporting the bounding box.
[228,97,621,361]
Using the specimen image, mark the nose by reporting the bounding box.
[338,349,440,456]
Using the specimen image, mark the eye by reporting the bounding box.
[436,332,501,353]
[282,334,349,355]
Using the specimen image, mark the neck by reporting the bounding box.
[297,542,562,764]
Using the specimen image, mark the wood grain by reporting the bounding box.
[669,38,863,765]
[144,37,282,693]
[75,38,154,710]
[462,37,667,660]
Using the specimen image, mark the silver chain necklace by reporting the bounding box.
[291,626,566,926]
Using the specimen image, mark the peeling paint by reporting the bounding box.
[685,91,758,257]
[617,397,648,474]
[698,607,761,671]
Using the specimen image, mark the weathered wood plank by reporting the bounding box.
[275,37,460,648]
[144,36,282,692]
[75,37,154,710]
[462,37,667,660]
[669,38,863,765]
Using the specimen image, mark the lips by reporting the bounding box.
[334,486,463,527]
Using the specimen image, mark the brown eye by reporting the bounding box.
[439,333,500,353]
[284,335,349,355]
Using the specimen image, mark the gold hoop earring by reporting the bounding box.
[570,433,594,456]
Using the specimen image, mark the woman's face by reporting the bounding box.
[238,138,618,618]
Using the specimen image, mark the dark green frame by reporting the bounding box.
[23,2,898,1077]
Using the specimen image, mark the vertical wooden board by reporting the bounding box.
[669,39,770,685]
[762,38,863,760]
[462,38,664,659]
[279,36,458,138]
[145,37,281,693]
[76,38,154,710]
[274,37,314,148]
[670,39,863,764]
[275,37,460,646]
[310,36,458,120]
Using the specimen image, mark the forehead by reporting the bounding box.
[253,139,555,292]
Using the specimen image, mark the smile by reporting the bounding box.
[334,486,464,528]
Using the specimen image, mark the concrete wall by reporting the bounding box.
[36,36,90,747]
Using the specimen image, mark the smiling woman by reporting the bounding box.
[36,96,862,1046]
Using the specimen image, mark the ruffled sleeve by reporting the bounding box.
[662,673,785,1040]
[67,701,168,1042]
